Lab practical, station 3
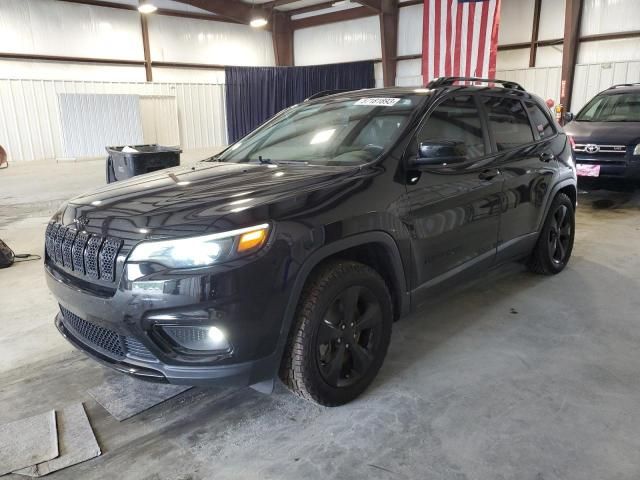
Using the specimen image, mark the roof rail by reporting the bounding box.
[426,76,525,91]
[606,83,640,90]
[305,89,352,101]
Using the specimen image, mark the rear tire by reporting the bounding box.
[279,260,393,406]
[528,192,575,275]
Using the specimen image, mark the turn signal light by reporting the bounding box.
[237,228,267,253]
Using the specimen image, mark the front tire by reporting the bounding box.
[280,260,393,406]
[528,192,575,275]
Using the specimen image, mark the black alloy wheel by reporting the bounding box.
[548,203,572,265]
[316,285,383,388]
[528,192,575,275]
[280,260,393,406]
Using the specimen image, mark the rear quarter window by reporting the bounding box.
[525,101,556,139]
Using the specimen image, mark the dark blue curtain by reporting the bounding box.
[225,61,375,143]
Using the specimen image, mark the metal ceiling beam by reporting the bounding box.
[353,0,382,12]
[172,0,269,26]
[291,6,376,29]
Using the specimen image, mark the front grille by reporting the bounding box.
[61,306,125,358]
[45,223,122,284]
[60,306,156,362]
[574,144,627,154]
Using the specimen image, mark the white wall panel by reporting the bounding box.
[59,94,143,159]
[578,39,640,64]
[396,59,423,87]
[374,62,384,88]
[538,0,565,40]
[496,66,562,104]
[572,61,640,112]
[140,96,180,146]
[152,68,225,84]
[498,0,535,45]
[0,80,227,163]
[294,16,382,66]
[536,45,563,67]
[0,60,146,82]
[148,15,274,66]
[398,4,423,56]
[0,0,143,60]
[582,0,640,36]
[497,48,530,70]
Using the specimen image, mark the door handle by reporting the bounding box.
[539,152,555,162]
[478,168,500,180]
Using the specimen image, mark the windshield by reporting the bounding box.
[576,92,640,122]
[216,95,424,166]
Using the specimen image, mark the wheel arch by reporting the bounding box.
[275,232,410,358]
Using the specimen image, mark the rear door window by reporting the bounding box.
[417,95,486,159]
[482,96,535,151]
[525,101,556,139]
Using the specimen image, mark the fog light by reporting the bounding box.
[161,325,230,352]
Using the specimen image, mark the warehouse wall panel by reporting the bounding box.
[497,49,531,71]
[398,4,423,56]
[572,61,640,112]
[496,66,562,105]
[0,80,227,163]
[538,0,565,41]
[498,0,535,45]
[294,16,382,66]
[148,15,274,66]
[0,0,143,60]
[578,39,640,64]
[581,0,640,36]
[0,60,146,82]
[396,59,423,87]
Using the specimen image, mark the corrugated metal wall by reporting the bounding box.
[496,66,562,105]
[0,79,227,163]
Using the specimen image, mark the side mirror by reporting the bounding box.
[564,112,574,123]
[409,141,468,168]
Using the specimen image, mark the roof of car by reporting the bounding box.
[601,83,640,95]
[315,83,533,101]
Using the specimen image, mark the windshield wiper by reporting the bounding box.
[258,156,275,165]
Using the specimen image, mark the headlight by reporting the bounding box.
[633,144,640,156]
[128,223,269,268]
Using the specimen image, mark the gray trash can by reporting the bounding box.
[106,144,181,183]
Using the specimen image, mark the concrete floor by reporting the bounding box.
[1,160,640,479]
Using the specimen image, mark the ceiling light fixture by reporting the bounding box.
[138,1,157,14]
[249,0,267,28]
[250,17,268,28]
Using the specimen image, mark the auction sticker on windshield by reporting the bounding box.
[354,98,400,106]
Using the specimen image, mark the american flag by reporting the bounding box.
[422,0,502,82]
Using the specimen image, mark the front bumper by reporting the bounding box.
[55,312,277,386]
[574,155,640,179]
[45,237,293,386]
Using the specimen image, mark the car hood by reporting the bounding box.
[59,161,360,240]
[564,120,640,145]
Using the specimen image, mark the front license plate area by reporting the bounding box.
[576,164,600,177]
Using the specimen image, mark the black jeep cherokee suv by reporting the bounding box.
[45,77,577,406]
[564,83,640,180]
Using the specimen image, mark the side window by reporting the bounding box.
[525,101,556,139]
[482,96,535,151]
[417,95,485,159]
